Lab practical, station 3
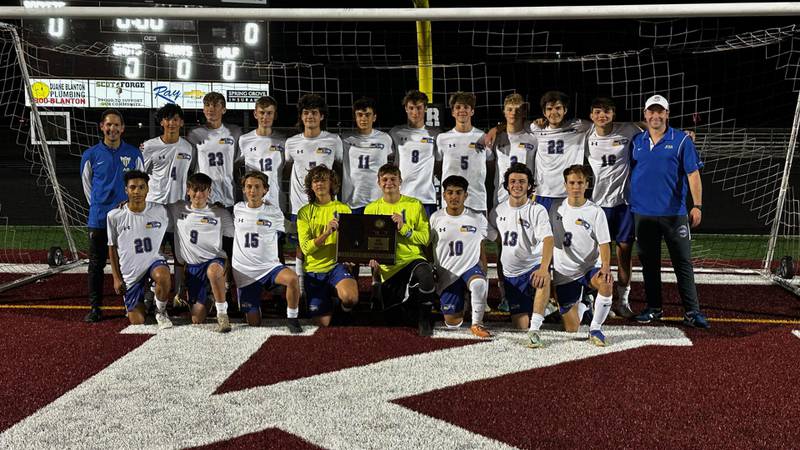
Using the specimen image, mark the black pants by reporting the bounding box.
[87,227,108,310]
[381,259,436,326]
[634,214,699,312]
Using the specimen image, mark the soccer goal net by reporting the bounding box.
[1,4,799,292]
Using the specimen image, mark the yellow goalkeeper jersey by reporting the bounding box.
[364,195,430,281]
[297,200,352,273]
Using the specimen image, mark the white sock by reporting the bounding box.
[529,312,544,331]
[295,260,305,291]
[341,303,353,312]
[590,294,613,331]
[155,298,167,313]
[577,302,589,323]
[287,307,299,319]
[216,301,228,315]
[446,320,463,329]
[616,285,631,305]
[469,278,488,326]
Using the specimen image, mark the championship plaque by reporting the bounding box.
[336,214,396,265]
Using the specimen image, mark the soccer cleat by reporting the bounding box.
[470,324,492,339]
[155,311,173,330]
[635,307,663,324]
[497,297,510,313]
[683,310,711,329]
[172,292,189,309]
[216,313,232,333]
[526,331,544,349]
[286,317,303,334]
[84,308,102,323]
[589,329,607,347]
[613,303,636,319]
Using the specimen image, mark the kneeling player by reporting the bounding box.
[430,175,491,338]
[169,173,234,332]
[297,165,359,326]
[365,164,436,335]
[233,172,303,333]
[107,170,172,328]
[488,164,554,346]
[551,165,614,346]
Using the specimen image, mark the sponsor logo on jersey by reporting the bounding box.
[269,145,283,152]
[218,138,235,145]
[421,137,434,144]
[199,217,219,225]
[316,147,333,155]
[518,143,535,151]
[459,225,478,233]
[145,221,162,229]
[256,218,273,227]
[574,218,591,230]
[177,152,191,160]
[665,144,674,149]
[613,139,629,146]
[469,142,485,151]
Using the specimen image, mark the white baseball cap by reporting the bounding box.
[645,94,669,110]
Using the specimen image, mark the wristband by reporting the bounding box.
[692,205,703,211]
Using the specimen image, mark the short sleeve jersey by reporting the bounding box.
[106,202,168,286]
[586,122,641,207]
[231,201,286,288]
[389,125,440,205]
[168,200,234,265]
[488,200,552,277]
[550,199,610,284]
[341,130,394,209]
[284,131,343,215]
[187,123,242,207]
[530,118,590,198]
[364,195,430,281]
[238,130,286,209]
[430,208,488,280]
[297,200,352,274]
[141,137,194,205]
[436,127,493,212]
[492,130,538,204]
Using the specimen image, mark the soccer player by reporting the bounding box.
[529,91,591,211]
[341,97,393,214]
[141,103,194,304]
[430,175,491,338]
[238,95,285,210]
[365,164,437,335]
[492,93,537,205]
[436,91,493,213]
[187,92,242,208]
[233,171,303,333]
[550,165,614,346]
[81,109,144,323]
[296,165,359,326]
[389,90,440,217]
[107,170,172,328]
[487,164,553,344]
[168,173,234,333]
[585,97,642,318]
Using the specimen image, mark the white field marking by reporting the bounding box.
[0,325,689,449]
[792,330,800,340]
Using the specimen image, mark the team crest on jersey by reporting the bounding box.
[665,144,674,149]
[145,221,162,229]
[256,218,272,227]
[316,147,333,155]
[367,143,385,149]
[270,145,284,152]
[199,217,218,225]
[613,139,629,146]
[218,138,235,145]
[574,218,591,230]
[177,152,191,160]
[519,218,531,229]
[459,225,478,233]
[120,156,131,167]
[470,142,485,151]
[519,143,535,151]
[421,137,434,144]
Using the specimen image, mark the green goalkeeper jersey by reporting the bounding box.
[364,195,430,281]
[297,200,352,274]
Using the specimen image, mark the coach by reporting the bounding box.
[630,95,709,329]
[80,109,143,323]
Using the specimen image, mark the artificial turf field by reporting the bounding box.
[1,270,799,449]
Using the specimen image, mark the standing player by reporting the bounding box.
[233,171,303,333]
[296,165,359,326]
[430,175,491,338]
[529,91,591,211]
[107,171,172,328]
[341,97,393,214]
[550,165,614,346]
[390,90,440,217]
[366,164,437,335]
[488,164,553,344]
[436,92,492,213]
[492,93,537,205]
[187,92,242,208]
[585,97,641,318]
[169,173,234,333]
[81,109,144,323]
[238,95,285,210]
[141,103,194,304]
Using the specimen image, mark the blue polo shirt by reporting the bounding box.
[80,140,144,229]
[630,127,703,216]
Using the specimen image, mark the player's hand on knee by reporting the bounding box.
[530,267,549,289]
[368,259,380,270]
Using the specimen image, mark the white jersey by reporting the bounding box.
[530,118,590,198]
[492,130,538,205]
[488,200,552,277]
[284,131,343,215]
[389,125,440,205]
[106,202,168,287]
[341,129,393,209]
[550,199,610,283]
[168,201,234,265]
[430,208,488,289]
[232,201,286,288]
[141,137,194,205]
[586,122,640,207]
[187,123,242,207]
[238,130,286,209]
[436,127,493,212]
